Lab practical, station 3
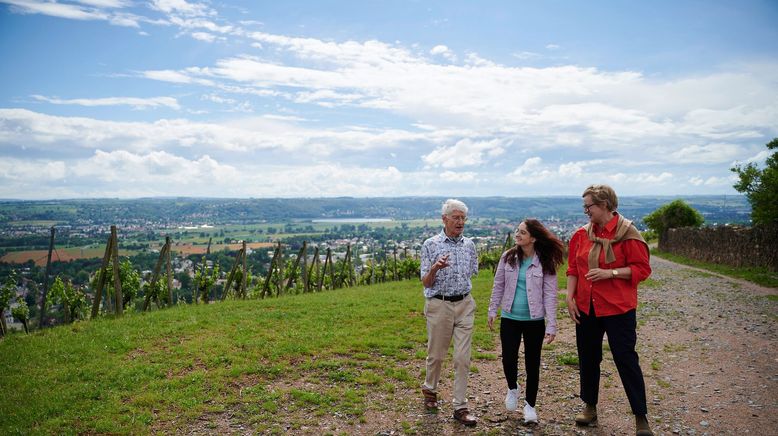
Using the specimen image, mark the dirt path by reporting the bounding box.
[389,256,778,435]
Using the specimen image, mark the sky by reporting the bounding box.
[1,0,777,200]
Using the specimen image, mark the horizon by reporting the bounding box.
[1,1,777,199]
[0,193,749,202]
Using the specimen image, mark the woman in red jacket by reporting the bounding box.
[565,184,653,436]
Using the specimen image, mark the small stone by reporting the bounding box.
[700,420,709,426]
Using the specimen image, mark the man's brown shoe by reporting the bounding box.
[453,408,477,427]
[636,414,653,436]
[421,388,438,412]
[575,403,597,426]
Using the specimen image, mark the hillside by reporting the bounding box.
[2,258,776,435]
[0,273,495,434]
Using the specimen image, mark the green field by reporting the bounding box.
[0,272,498,434]
[161,219,441,245]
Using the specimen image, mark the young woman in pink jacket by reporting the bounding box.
[488,219,564,424]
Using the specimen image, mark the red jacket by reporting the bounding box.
[567,214,651,316]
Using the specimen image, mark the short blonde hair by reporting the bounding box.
[441,199,468,216]
[582,184,618,211]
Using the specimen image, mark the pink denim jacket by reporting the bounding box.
[488,251,558,335]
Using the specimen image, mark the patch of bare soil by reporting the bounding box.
[184,257,777,435]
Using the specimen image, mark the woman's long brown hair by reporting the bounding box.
[504,218,565,274]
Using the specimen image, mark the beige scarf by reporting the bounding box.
[584,214,648,269]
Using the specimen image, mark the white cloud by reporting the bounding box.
[2,0,108,20]
[190,32,219,42]
[149,0,213,17]
[430,44,456,62]
[509,157,554,181]
[689,175,735,186]
[423,138,505,169]
[440,171,477,182]
[744,149,771,164]
[32,95,180,110]
[0,158,67,181]
[0,0,144,27]
[76,0,129,8]
[670,143,741,164]
[512,51,540,60]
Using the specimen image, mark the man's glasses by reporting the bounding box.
[583,203,596,212]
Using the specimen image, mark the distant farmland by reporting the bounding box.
[0,247,124,266]
[1,242,276,265]
[164,242,275,256]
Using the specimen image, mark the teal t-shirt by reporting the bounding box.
[502,257,544,321]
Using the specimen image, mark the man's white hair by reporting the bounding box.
[441,199,468,216]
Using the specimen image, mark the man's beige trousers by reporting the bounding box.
[422,295,476,411]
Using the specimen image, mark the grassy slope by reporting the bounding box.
[1,272,500,434]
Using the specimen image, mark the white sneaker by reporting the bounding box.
[523,401,538,423]
[504,387,520,411]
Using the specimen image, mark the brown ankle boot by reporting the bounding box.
[636,414,653,436]
[575,403,597,426]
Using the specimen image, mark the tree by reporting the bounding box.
[643,199,704,237]
[731,138,778,225]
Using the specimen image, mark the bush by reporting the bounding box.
[643,200,704,236]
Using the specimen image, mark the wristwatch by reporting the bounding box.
[612,269,619,277]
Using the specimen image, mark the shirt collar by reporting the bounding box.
[602,212,620,233]
[440,229,464,244]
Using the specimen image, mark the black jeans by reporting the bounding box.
[500,317,545,407]
[576,305,648,415]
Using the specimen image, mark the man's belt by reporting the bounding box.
[430,293,469,302]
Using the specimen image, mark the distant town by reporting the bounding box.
[1,196,751,329]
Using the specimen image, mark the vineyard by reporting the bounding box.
[0,221,509,339]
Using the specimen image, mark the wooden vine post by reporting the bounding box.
[393,247,398,282]
[307,245,320,292]
[143,237,169,311]
[319,247,335,292]
[165,236,173,305]
[301,242,308,293]
[492,232,513,274]
[285,242,307,293]
[38,226,56,328]
[338,244,352,288]
[196,237,212,304]
[262,242,282,298]
[321,247,334,292]
[111,226,123,315]
[221,244,246,301]
[91,230,114,319]
[241,241,248,299]
[403,247,410,280]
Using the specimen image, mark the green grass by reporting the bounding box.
[0,271,497,435]
[556,352,579,366]
[651,249,778,288]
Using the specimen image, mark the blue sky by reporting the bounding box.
[1,0,776,199]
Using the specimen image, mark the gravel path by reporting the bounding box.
[393,256,778,436]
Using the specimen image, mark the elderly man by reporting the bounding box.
[420,199,479,427]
